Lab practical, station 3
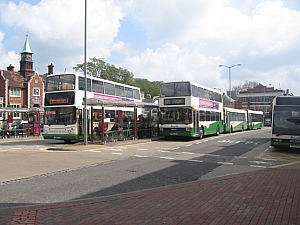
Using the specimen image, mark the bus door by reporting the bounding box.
[78,109,83,136]
[193,110,199,135]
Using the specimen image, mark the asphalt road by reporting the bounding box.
[0,127,299,208]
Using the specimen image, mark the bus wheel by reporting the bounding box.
[216,126,220,136]
[64,140,72,143]
[199,128,204,139]
[241,126,244,131]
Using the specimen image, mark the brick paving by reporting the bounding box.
[0,168,299,225]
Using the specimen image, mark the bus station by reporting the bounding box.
[0,107,43,138]
[86,98,159,144]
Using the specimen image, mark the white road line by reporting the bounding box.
[160,157,174,160]
[111,152,123,155]
[134,155,148,158]
[261,158,277,161]
[137,148,148,151]
[188,159,203,163]
[181,152,195,155]
[207,154,220,157]
[158,150,170,153]
[196,142,202,144]
[234,156,248,159]
[10,148,22,150]
[250,161,273,165]
[109,149,124,152]
[185,144,192,147]
[90,150,101,153]
[171,147,180,150]
[218,162,233,165]
[250,165,266,168]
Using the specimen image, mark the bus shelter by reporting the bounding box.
[86,98,159,144]
[0,107,43,138]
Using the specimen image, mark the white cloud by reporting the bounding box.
[0,51,19,70]
[121,42,226,90]
[0,0,300,95]
[0,0,123,72]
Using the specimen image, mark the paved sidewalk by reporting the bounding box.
[0,168,299,225]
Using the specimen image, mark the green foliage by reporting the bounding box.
[134,78,162,98]
[74,57,161,98]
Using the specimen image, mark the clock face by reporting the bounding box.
[22,54,31,60]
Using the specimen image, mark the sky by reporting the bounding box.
[0,0,300,95]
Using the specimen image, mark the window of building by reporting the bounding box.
[33,88,40,96]
[250,97,256,102]
[11,104,21,118]
[242,97,247,102]
[10,88,21,97]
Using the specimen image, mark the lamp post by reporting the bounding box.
[218,64,241,108]
[84,0,88,145]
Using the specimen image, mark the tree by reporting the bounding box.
[73,57,136,86]
[134,78,162,99]
[231,80,259,99]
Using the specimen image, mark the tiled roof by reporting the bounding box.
[1,70,26,88]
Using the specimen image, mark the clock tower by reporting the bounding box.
[20,35,34,78]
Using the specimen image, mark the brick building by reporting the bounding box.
[235,83,292,119]
[0,36,46,122]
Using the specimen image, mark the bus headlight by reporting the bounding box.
[160,128,164,131]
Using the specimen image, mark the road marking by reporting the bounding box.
[250,165,266,168]
[90,150,101,153]
[135,155,148,158]
[261,158,277,161]
[234,156,248,159]
[250,161,273,165]
[158,150,170,153]
[112,152,123,155]
[207,154,220,157]
[160,157,174,160]
[181,152,195,155]
[109,148,124,152]
[185,144,192,147]
[137,148,148,151]
[218,162,233,165]
[188,159,203,163]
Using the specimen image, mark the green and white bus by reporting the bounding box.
[43,73,142,142]
[271,96,300,148]
[223,107,247,132]
[158,81,224,138]
[247,109,264,130]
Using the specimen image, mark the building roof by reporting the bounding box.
[20,37,33,54]
[1,70,26,88]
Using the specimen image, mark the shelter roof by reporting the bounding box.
[86,98,158,108]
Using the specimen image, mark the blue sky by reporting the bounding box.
[1,0,300,95]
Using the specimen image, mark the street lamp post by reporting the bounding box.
[84,0,88,145]
[218,64,241,108]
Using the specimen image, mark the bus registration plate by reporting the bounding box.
[290,145,300,148]
[170,132,178,135]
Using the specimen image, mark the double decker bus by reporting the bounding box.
[43,73,142,142]
[158,81,224,138]
[271,96,300,148]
